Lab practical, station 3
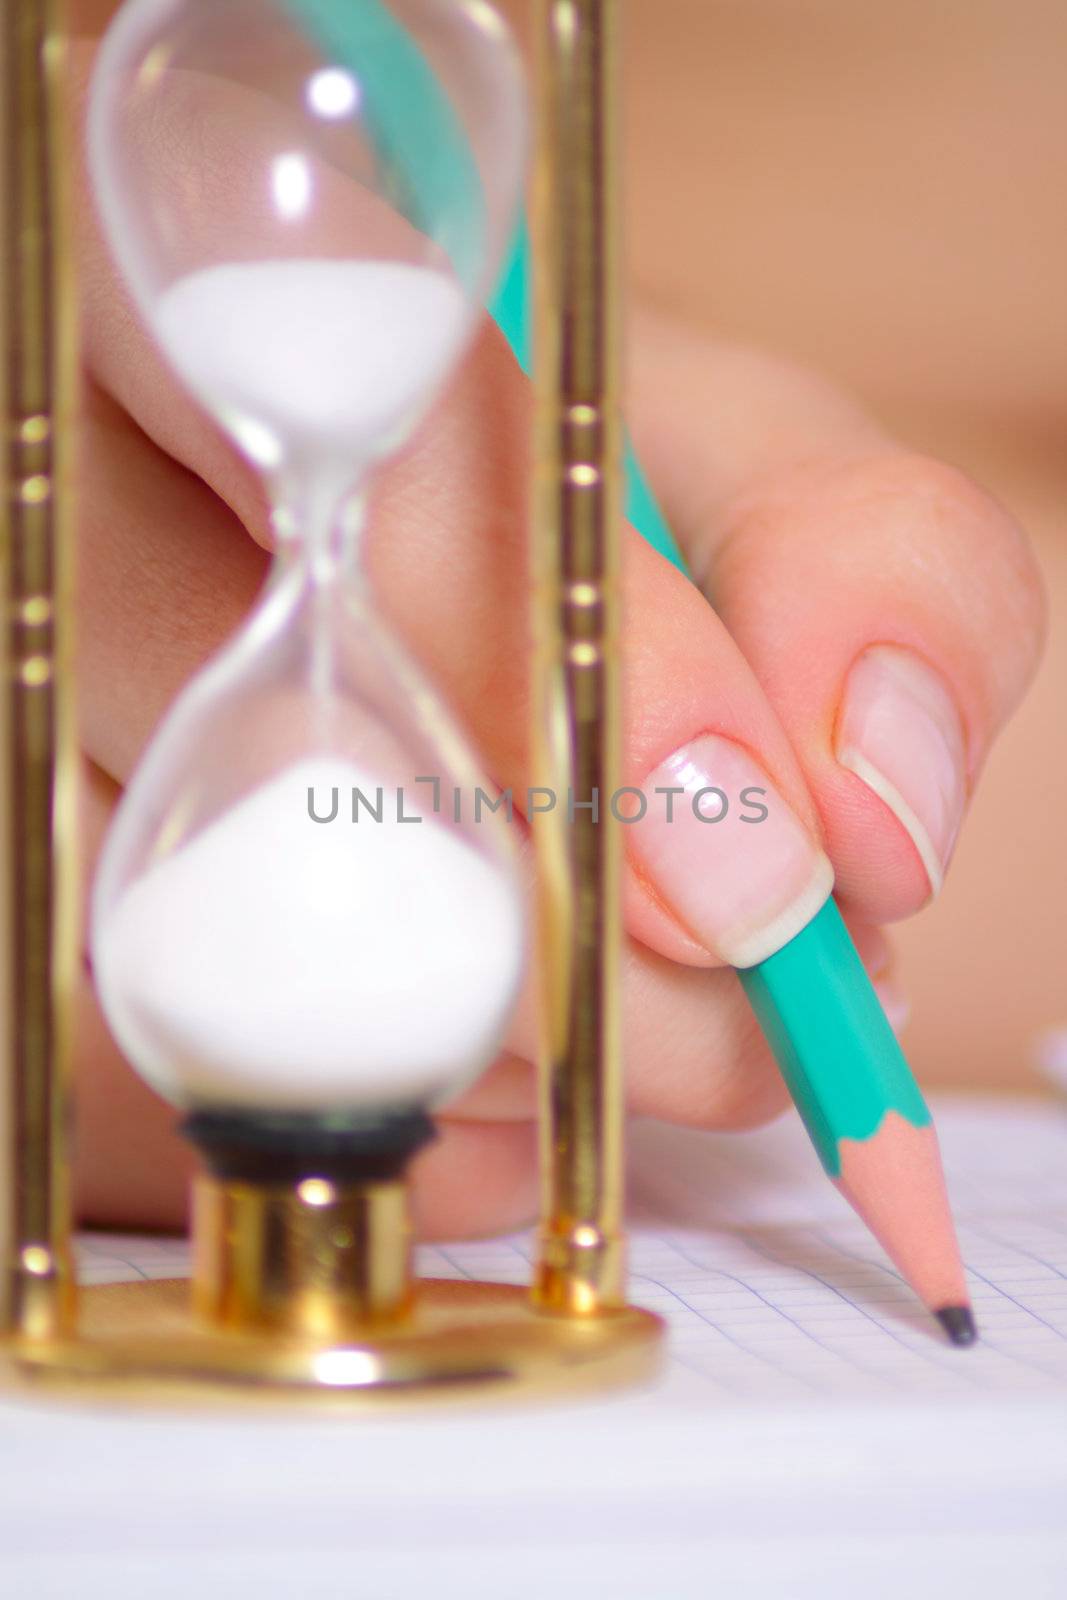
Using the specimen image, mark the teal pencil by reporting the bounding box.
[284,0,975,1346]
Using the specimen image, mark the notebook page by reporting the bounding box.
[75,1094,1067,1401]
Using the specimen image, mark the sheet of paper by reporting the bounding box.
[8,1096,1067,1599]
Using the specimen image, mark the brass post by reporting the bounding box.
[0,0,77,1340]
[531,0,625,1315]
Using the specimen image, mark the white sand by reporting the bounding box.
[93,758,523,1112]
[152,259,466,463]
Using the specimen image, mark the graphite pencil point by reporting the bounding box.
[936,1304,978,1347]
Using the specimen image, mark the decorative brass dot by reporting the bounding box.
[18,415,50,446]
[19,474,51,505]
[20,1246,52,1277]
[18,596,52,626]
[569,642,599,668]
[20,656,52,687]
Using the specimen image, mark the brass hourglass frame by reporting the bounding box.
[0,0,663,1401]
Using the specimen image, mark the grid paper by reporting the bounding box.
[75,1094,1067,1403]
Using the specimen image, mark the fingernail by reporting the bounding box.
[836,646,967,896]
[874,978,911,1036]
[630,735,834,967]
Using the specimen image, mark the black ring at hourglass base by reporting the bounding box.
[180,1107,437,1185]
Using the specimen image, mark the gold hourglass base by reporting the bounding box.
[5,1278,662,1407]
[3,1173,663,1406]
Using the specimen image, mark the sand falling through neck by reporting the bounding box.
[94,758,524,1113]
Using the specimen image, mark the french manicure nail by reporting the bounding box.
[836,646,967,896]
[630,735,834,967]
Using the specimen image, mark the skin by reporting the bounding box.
[68,5,1046,1237]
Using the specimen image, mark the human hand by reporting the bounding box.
[69,39,1045,1236]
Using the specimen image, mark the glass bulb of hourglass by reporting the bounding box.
[86,0,527,1122]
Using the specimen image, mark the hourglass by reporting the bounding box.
[85,0,539,1334]
[2,0,662,1398]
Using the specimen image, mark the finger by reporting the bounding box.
[77,381,267,779]
[75,757,195,1229]
[409,1120,538,1241]
[630,308,1047,921]
[74,963,197,1230]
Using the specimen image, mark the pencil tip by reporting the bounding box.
[936,1304,977,1347]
